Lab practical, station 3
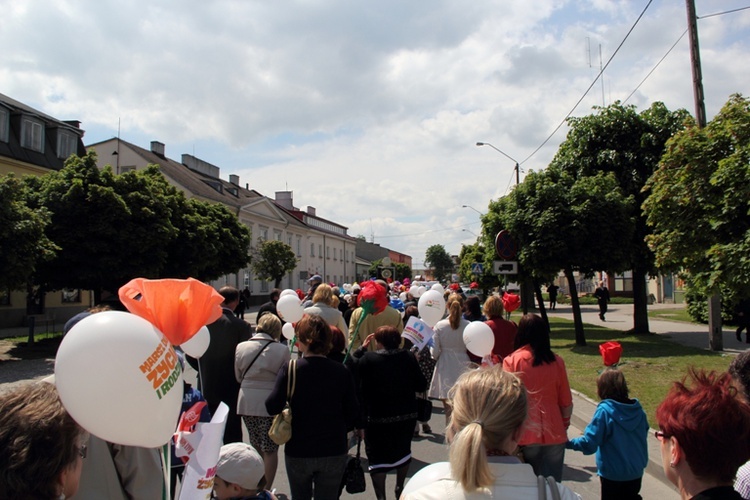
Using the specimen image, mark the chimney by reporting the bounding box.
[151,141,165,156]
[275,191,294,210]
[229,174,239,186]
[307,206,316,216]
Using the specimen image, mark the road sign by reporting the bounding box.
[470,262,484,274]
[494,230,518,260]
[493,260,518,274]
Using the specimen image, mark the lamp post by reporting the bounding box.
[476,142,520,186]
[461,205,484,216]
[477,141,531,313]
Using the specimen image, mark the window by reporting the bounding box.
[259,226,268,241]
[297,236,302,256]
[319,245,323,259]
[260,280,268,293]
[326,246,330,260]
[274,230,282,241]
[21,118,44,152]
[310,243,315,257]
[61,288,81,303]
[333,247,337,261]
[120,165,136,173]
[0,108,8,143]
[57,130,77,159]
[340,249,343,261]
[288,234,293,247]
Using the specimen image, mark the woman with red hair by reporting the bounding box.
[655,369,750,499]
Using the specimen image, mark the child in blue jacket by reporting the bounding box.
[567,368,648,500]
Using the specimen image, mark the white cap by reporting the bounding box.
[216,443,265,490]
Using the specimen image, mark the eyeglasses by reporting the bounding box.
[654,431,670,441]
[77,444,87,459]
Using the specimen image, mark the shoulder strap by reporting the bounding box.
[240,341,274,380]
[537,476,547,500]
[546,476,562,500]
[286,359,297,401]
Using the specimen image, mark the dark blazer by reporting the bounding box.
[187,307,251,443]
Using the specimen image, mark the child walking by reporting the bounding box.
[566,368,648,500]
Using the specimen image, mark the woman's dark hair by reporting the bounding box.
[514,313,555,366]
[296,314,333,355]
[463,296,482,319]
[373,325,402,350]
[404,305,419,323]
[329,326,345,355]
[597,368,630,403]
[729,351,750,402]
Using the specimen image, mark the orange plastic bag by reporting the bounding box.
[119,278,224,346]
[599,341,623,366]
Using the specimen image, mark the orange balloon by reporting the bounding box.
[119,278,224,345]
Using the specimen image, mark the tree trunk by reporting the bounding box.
[631,264,651,334]
[564,266,586,346]
[274,277,282,289]
[533,278,549,328]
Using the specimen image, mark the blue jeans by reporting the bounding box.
[285,454,348,500]
[521,443,566,482]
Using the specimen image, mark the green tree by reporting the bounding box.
[644,94,750,305]
[425,244,454,283]
[458,242,496,292]
[0,175,58,290]
[485,167,634,345]
[551,101,690,334]
[250,239,298,288]
[394,263,412,282]
[26,151,252,300]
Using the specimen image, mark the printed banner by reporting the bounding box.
[177,403,228,500]
[401,316,434,350]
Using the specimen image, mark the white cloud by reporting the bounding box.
[2,0,748,262]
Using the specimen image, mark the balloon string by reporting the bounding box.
[343,311,369,363]
[162,443,170,500]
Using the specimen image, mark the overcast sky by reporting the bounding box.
[2,0,748,267]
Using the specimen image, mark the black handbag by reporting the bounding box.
[416,397,433,422]
[341,436,367,494]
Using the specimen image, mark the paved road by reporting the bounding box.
[5,302,739,499]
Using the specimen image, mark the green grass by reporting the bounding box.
[2,331,62,343]
[549,317,733,428]
[647,307,695,324]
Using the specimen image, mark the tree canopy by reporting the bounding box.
[644,93,750,300]
[250,239,298,288]
[485,166,633,344]
[0,175,57,290]
[549,101,690,334]
[425,244,454,282]
[22,151,251,299]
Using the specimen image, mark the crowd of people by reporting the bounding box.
[3,278,750,500]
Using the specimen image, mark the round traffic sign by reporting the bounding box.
[495,230,518,260]
[381,269,392,279]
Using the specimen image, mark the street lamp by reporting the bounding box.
[461,205,484,216]
[476,142,520,185]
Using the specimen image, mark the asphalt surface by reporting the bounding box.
[2,302,744,499]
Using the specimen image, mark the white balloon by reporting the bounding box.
[342,283,352,292]
[402,462,452,497]
[55,311,182,447]
[282,322,295,340]
[399,292,407,302]
[431,283,445,294]
[180,326,210,358]
[276,294,304,323]
[463,321,495,357]
[418,290,446,327]
[280,289,297,298]
[418,286,427,297]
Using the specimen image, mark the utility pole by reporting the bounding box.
[686,0,721,350]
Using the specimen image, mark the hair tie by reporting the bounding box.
[471,420,484,428]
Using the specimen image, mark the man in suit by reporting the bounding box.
[187,286,251,444]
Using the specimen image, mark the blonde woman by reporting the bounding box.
[428,294,470,425]
[304,283,348,333]
[403,366,580,499]
[235,313,290,490]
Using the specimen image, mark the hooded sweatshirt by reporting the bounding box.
[567,398,648,481]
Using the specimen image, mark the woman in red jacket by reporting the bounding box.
[502,313,573,481]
